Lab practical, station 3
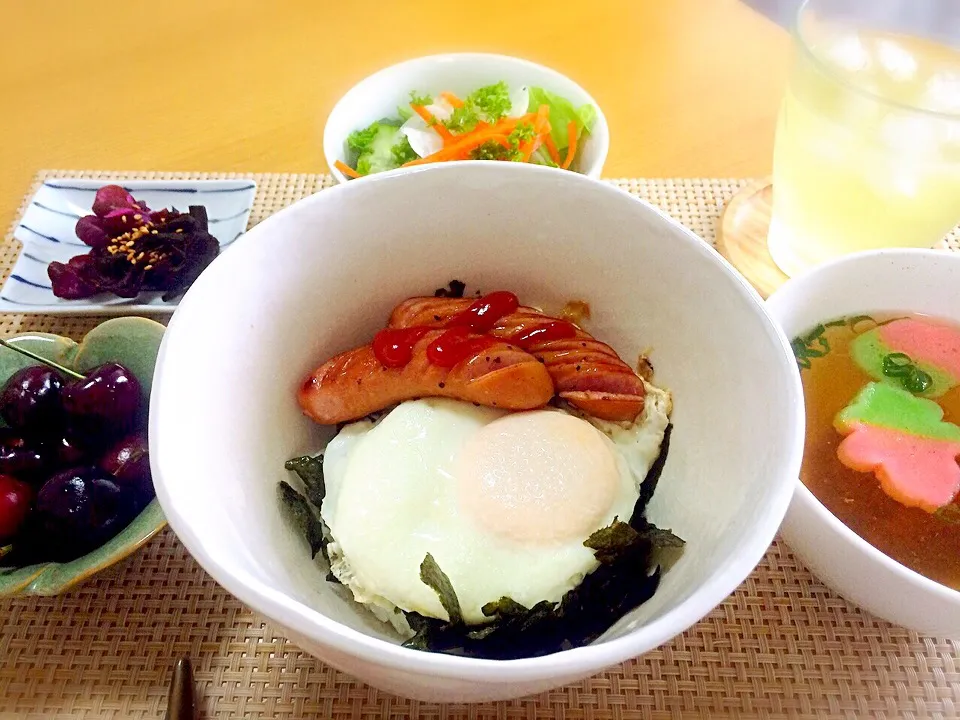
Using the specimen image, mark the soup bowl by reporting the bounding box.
[767,248,960,637]
[150,162,804,702]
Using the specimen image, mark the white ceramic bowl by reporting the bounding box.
[767,249,960,637]
[150,163,803,702]
[323,53,609,183]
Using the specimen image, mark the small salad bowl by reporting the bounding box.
[0,316,165,597]
[323,53,609,183]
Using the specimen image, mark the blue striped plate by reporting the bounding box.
[2,178,257,314]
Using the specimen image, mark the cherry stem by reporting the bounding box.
[0,339,85,380]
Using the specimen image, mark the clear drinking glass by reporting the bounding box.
[768,0,960,278]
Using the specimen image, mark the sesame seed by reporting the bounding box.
[151,230,158,234]
[134,214,142,220]
[121,215,127,223]
[136,252,144,260]
[144,264,153,271]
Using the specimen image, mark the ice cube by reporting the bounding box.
[922,71,960,113]
[876,39,917,82]
[826,33,870,74]
[878,114,938,155]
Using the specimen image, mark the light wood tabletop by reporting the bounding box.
[0,0,789,228]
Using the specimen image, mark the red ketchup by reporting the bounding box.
[373,292,526,369]
[510,320,577,349]
[372,327,430,368]
[446,291,519,333]
[427,327,498,368]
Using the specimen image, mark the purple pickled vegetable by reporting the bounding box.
[91,185,138,218]
[50,187,219,301]
[47,255,99,299]
[75,215,110,248]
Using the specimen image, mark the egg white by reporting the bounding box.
[321,383,671,632]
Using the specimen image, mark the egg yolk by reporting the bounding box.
[455,411,620,546]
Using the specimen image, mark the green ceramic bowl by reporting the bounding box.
[0,317,165,596]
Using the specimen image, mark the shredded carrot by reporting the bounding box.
[533,104,550,132]
[520,137,544,162]
[403,127,515,166]
[451,134,512,160]
[543,134,561,164]
[439,91,465,109]
[518,105,552,161]
[439,115,526,151]
[411,104,454,141]
[561,121,578,170]
[334,160,360,179]
[399,105,566,168]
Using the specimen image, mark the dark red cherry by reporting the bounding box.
[0,430,46,479]
[37,467,127,549]
[0,474,32,541]
[62,362,141,435]
[100,432,152,499]
[0,365,65,433]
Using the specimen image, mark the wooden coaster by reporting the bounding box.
[716,177,787,299]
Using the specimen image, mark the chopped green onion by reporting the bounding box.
[882,352,914,378]
[905,368,933,394]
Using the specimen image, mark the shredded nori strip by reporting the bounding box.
[277,481,326,560]
[632,423,672,520]
[278,456,337,581]
[418,554,463,625]
[284,455,326,509]
[434,280,466,298]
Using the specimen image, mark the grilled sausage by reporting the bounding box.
[298,329,554,424]
[388,297,646,422]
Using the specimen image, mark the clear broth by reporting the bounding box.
[798,314,960,590]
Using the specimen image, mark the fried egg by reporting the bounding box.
[321,384,671,631]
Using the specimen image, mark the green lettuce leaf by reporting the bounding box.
[526,86,598,156]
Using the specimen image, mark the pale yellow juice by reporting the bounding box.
[770,31,960,277]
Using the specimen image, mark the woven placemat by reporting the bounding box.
[1,171,958,720]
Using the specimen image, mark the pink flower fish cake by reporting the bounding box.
[851,317,960,398]
[835,382,960,513]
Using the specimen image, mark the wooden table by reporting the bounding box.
[0,0,789,229]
